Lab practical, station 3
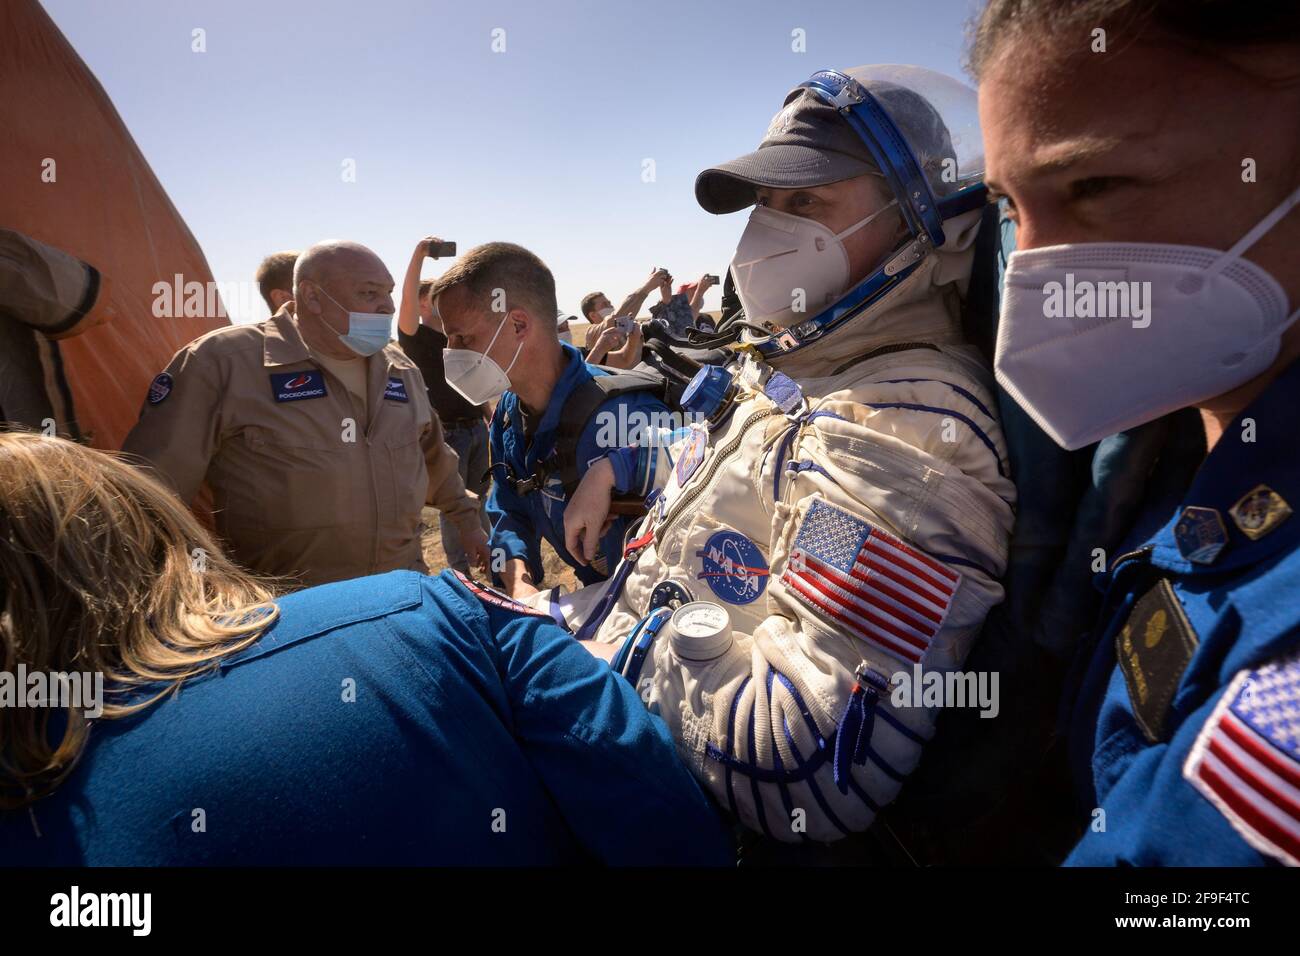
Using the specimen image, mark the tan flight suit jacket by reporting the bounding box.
[122,306,480,587]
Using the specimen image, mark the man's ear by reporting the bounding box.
[270,289,293,311]
[510,308,531,337]
[297,282,322,316]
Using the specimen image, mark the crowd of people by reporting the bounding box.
[3,0,1299,868]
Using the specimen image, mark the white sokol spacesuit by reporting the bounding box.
[547,66,1015,843]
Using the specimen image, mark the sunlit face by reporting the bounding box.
[437,284,525,366]
[303,258,394,335]
[587,294,612,322]
[980,30,1300,417]
[980,33,1300,281]
[295,249,394,358]
[754,173,906,285]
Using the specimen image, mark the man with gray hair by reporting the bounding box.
[123,239,488,587]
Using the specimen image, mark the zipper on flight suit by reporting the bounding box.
[1109,543,1154,572]
[315,361,383,573]
[653,406,783,546]
[363,364,392,574]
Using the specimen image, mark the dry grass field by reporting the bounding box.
[419,506,581,592]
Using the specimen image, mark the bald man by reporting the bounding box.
[123,240,488,587]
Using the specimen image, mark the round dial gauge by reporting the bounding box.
[673,603,729,637]
[670,602,733,662]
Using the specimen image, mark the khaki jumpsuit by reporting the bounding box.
[122,307,480,587]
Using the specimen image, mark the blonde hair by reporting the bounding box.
[0,431,281,810]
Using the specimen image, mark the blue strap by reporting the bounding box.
[805,410,847,426]
[573,512,656,643]
[771,423,800,499]
[609,613,649,675]
[621,609,671,685]
[929,551,999,579]
[874,702,927,745]
[832,666,890,794]
[786,459,835,481]
[763,370,804,415]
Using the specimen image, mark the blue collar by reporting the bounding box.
[505,343,593,468]
[1148,358,1300,575]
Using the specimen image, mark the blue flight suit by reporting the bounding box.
[486,343,670,587]
[0,570,732,866]
[883,211,1206,865]
[1066,358,1300,866]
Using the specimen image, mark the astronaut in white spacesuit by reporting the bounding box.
[549,65,1016,844]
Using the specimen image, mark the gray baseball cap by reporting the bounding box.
[695,77,956,215]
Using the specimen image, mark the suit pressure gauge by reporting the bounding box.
[669,601,733,662]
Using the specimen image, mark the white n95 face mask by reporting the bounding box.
[729,199,899,328]
[316,287,393,357]
[443,312,524,405]
[995,184,1300,450]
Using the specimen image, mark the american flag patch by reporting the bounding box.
[1184,657,1300,866]
[780,499,961,664]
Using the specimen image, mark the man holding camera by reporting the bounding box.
[580,267,682,368]
[397,236,493,573]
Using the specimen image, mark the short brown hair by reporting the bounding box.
[968,0,1300,78]
[580,291,607,321]
[255,251,299,310]
[418,278,435,301]
[429,242,557,323]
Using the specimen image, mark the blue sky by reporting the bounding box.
[43,0,985,323]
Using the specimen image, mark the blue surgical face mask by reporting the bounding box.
[316,286,392,357]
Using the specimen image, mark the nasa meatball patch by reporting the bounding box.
[696,530,769,605]
[147,372,173,405]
